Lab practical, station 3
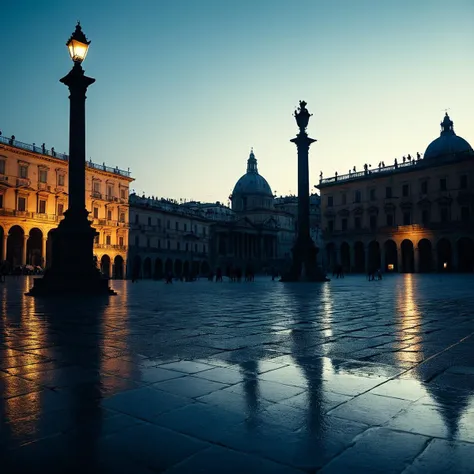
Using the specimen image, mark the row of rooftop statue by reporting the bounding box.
[320,152,423,181]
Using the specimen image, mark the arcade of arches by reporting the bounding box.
[325,237,474,273]
[130,255,210,280]
[0,225,47,268]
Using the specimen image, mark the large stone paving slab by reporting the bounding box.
[1,274,474,472]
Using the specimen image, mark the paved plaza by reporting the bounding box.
[1,274,474,473]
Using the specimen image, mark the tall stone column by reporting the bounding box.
[22,234,28,265]
[42,235,47,268]
[2,234,7,262]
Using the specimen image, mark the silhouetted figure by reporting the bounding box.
[334,171,338,181]
[9,135,15,145]
[353,166,356,172]
[165,271,173,284]
[402,156,406,163]
[51,147,56,157]
[394,158,398,168]
[417,152,421,160]
[42,143,46,154]
[407,154,412,162]
[364,163,368,174]
[319,171,323,180]
[216,267,223,282]
[382,161,385,167]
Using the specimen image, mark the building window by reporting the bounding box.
[107,184,113,198]
[175,222,179,231]
[177,242,180,251]
[147,237,150,248]
[328,220,334,232]
[58,174,65,186]
[386,214,394,226]
[195,244,198,252]
[58,203,64,216]
[93,207,99,218]
[203,227,207,236]
[134,235,139,247]
[39,169,47,183]
[107,209,112,220]
[93,181,100,193]
[403,212,411,225]
[402,184,409,197]
[440,178,447,191]
[354,217,361,229]
[19,165,28,179]
[17,196,26,211]
[385,187,392,198]
[184,223,187,231]
[157,218,161,228]
[185,243,189,251]
[158,240,161,249]
[421,181,428,194]
[341,218,347,231]
[0,160,5,175]
[167,220,170,229]
[369,189,376,201]
[370,215,377,229]
[327,196,333,207]
[94,235,99,244]
[120,189,126,199]
[0,194,3,209]
[148,216,151,226]
[38,199,46,214]
[203,245,207,254]
[461,206,470,221]
[341,193,347,205]
[134,214,139,224]
[440,207,449,222]
[460,175,468,189]
[354,190,361,203]
[119,212,125,223]
[119,236,124,246]
[167,240,170,249]
[422,210,430,225]
[106,235,111,245]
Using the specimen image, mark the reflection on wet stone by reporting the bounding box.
[1,275,474,472]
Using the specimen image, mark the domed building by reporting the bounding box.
[424,113,473,160]
[209,149,296,273]
[317,113,474,274]
[231,149,274,212]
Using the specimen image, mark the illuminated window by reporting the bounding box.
[38,199,47,214]
[17,196,26,211]
[19,165,28,178]
[0,193,3,209]
[106,235,111,245]
[58,174,65,186]
[39,169,48,183]
[387,264,394,271]
[0,160,5,174]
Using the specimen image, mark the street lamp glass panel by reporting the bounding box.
[67,38,89,63]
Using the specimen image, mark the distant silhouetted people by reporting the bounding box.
[165,271,173,284]
[42,143,46,154]
[394,158,398,168]
[417,152,421,160]
[9,135,15,145]
[51,147,56,157]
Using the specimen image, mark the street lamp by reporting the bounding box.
[27,23,115,296]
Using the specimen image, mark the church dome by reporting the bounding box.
[424,113,473,160]
[232,150,273,197]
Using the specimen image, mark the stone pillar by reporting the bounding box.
[260,237,265,260]
[42,236,47,268]
[350,244,355,273]
[414,247,420,273]
[22,234,28,265]
[397,245,403,273]
[2,234,7,262]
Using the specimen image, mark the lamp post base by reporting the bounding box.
[26,210,116,297]
[280,235,330,283]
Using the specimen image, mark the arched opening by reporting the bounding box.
[354,241,365,273]
[154,258,163,279]
[0,226,4,261]
[132,255,142,279]
[457,237,474,272]
[340,242,350,272]
[401,239,414,273]
[174,259,183,277]
[27,228,43,267]
[165,258,173,275]
[384,240,398,272]
[101,254,111,278]
[418,239,433,273]
[201,261,210,275]
[143,257,152,278]
[325,242,336,271]
[183,261,190,277]
[368,241,381,272]
[437,238,452,272]
[46,230,54,269]
[6,225,25,268]
[113,255,124,279]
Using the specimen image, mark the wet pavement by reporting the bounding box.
[1,274,474,473]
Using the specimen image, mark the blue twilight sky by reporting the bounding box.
[1,0,473,203]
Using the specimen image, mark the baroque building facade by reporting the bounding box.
[317,114,474,273]
[127,194,212,279]
[0,135,133,278]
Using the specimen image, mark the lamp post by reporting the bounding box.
[281,101,329,282]
[27,23,115,296]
